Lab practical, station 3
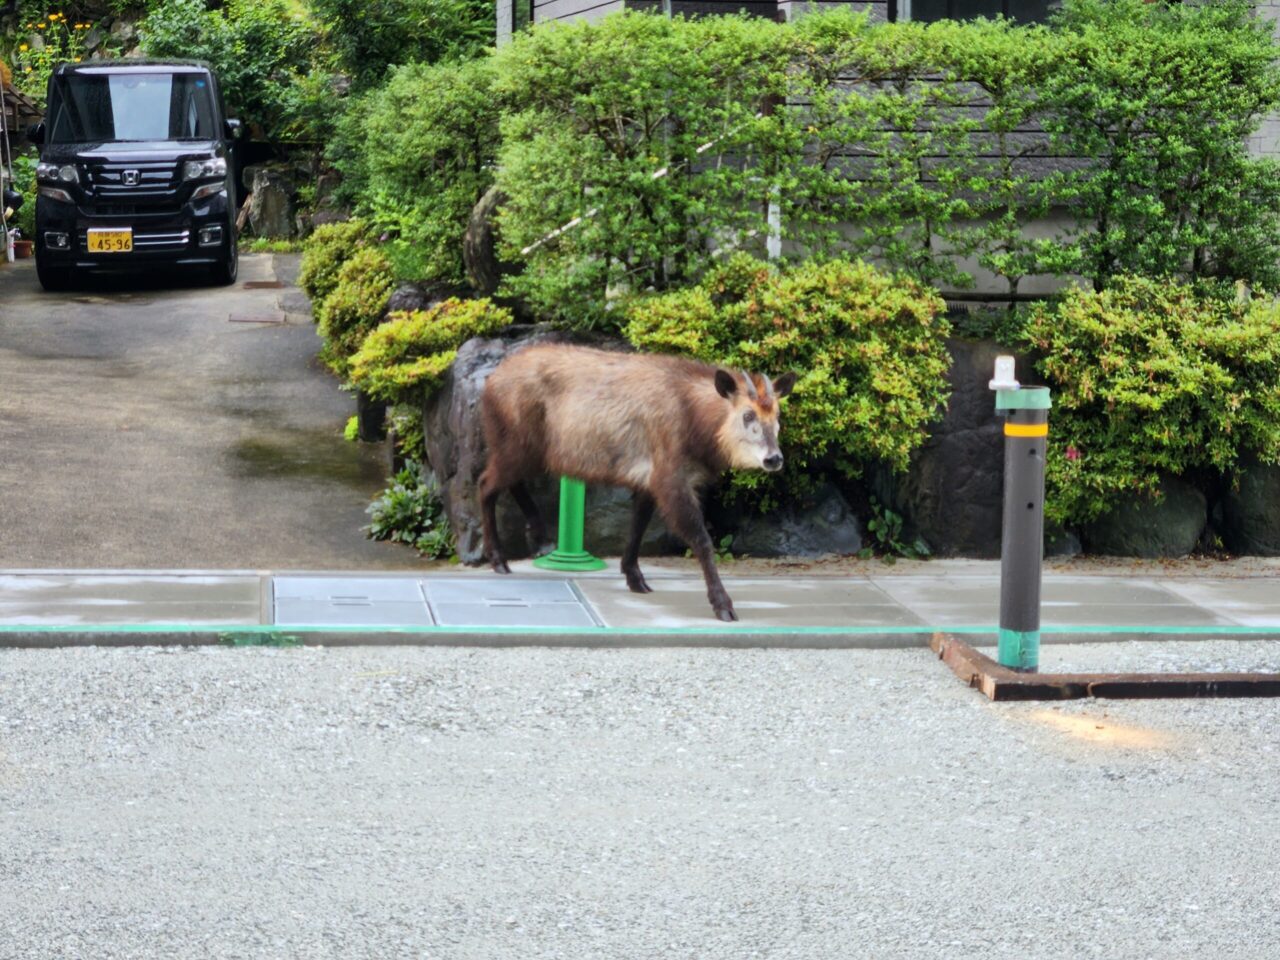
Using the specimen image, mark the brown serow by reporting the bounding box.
[479,345,797,622]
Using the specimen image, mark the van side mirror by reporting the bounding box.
[26,123,45,146]
[225,118,242,140]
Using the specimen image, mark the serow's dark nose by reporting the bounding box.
[763,453,784,472]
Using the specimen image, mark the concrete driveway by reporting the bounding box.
[0,254,411,569]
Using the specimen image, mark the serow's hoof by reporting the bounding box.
[714,606,738,623]
[625,574,653,594]
[492,560,512,575]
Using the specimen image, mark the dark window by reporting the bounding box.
[513,0,532,31]
[47,72,218,144]
[906,0,1053,23]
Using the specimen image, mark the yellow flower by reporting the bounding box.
[19,43,28,51]
[36,22,45,28]
[24,66,32,72]
[73,56,81,62]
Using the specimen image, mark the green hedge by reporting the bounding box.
[1022,277,1280,526]
[625,255,951,504]
[298,220,371,304]
[347,298,514,403]
[315,247,396,377]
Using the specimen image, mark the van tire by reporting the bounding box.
[210,244,238,286]
[36,257,73,292]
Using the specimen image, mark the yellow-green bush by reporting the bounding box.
[624,254,951,503]
[1022,276,1280,525]
[298,219,371,305]
[316,247,396,377]
[348,298,513,403]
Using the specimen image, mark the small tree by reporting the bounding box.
[492,12,789,328]
[1042,0,1280,290]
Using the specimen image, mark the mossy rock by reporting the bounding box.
[1080,476,1206,558]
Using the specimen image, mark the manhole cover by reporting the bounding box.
[228,313,286,324]
[422,577,601,628]
[273,577,433,626]
[242,280,285,289]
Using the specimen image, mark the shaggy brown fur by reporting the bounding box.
[479,345,795,622]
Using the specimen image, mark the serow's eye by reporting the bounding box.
[743,410,757,426]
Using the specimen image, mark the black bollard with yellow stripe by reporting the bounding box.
[996,385,1051,672]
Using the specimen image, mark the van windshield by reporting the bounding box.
[46,72,218,144]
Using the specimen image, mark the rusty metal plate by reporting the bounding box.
[930,634,1280,701]
[242,280,285,289]
[228,313,286,324]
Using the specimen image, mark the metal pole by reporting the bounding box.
[995,383,1051,672]
[532,476,607,572]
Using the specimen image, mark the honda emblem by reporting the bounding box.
[122,169,140,186]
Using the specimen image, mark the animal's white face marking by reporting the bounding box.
[715,368,794,474]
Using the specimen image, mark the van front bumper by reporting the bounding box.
[36,188,235,271]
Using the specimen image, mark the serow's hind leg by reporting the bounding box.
[621,491,655,594]
[511,482,554,558]
[479,468,511,575]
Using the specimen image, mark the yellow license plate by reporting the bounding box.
[87,229,133,253]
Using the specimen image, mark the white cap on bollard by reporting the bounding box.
[989,355,1020,392]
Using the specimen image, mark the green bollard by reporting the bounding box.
[532,476,607,572]
[991,357,1051,673]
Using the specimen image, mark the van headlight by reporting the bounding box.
[183,157,227,181]
[37,162,79,184]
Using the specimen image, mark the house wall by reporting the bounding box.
[1252,1,1280,156]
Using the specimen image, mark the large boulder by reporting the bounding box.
[244,164,298,239]
[1221,464,1280,556]
[385,281,469,316]
[421,327,671,564]
[729,483,863,558]
[883,338,1037,558]
[1080,476,1207,558]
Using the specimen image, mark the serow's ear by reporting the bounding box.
[773,372,798,399]
[714,369,738,399]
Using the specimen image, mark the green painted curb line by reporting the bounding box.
[0,623,1278,636]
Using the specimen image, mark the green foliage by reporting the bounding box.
[332,59,500,286]
[1021,277,1280,526]
[1042,0,1280,290]
[365,459,455,559]
[298,219,370,304]
[388,405,426,462]
[343,415,359,441]
[315,247,395,377]
[308,0,493,93]
[347,298,513,403]
[857,496,930,563]
[625,255,952,502]
[139,0,321,141]
[8,152,38,239]
[492,12,789,328]
[242,237,304,253]
[785,14,978,289]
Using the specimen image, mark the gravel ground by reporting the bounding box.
[2,644,1279,959]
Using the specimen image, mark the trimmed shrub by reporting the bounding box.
[624,255,951,504]
[316,247,396,377]
[492,12,788,328]
[1042,0,1280,290]
[298,220,370,304]
[1022,276,1280,526]
[332,59,500,286]
[347,298,513,403]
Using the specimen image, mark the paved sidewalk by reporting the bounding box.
[0,559,1278,647]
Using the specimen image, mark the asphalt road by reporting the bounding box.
[2,642,1278,959]
[0,254,407,569]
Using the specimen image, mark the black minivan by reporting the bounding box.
[28,60,241,291]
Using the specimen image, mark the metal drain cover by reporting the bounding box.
[423,577,600,628]
[273,577,433,626]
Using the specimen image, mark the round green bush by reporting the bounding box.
[1022,275,1280,526]
[316,247,396,377]
[624,254,952,504]
[348,298,514,403]
[298,220,371,305]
